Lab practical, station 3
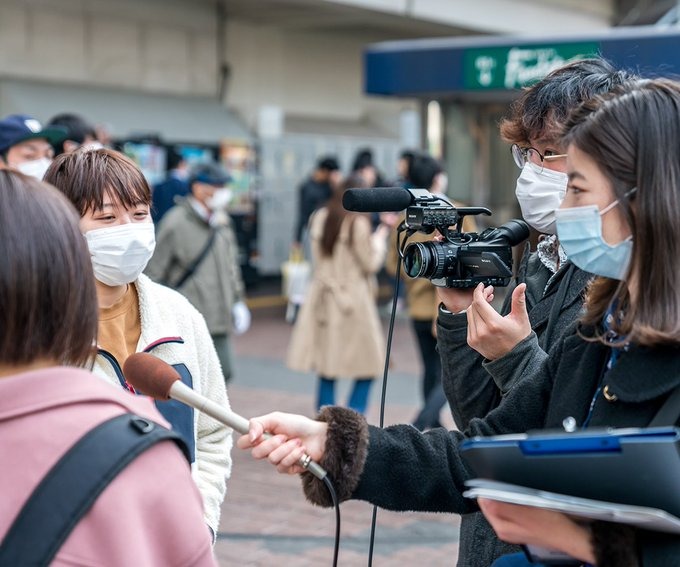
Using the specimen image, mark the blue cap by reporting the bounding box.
[0,114,67,154]
[189,162,232,186]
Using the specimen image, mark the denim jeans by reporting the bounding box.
[317,377,373,415]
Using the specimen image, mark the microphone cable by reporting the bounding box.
[367,224,414,567]
[322,475,341,567]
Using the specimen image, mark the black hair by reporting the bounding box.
[317,156,340,172]
[408,153,442,190]
[500,58,637,145]
[47,113,96,155]
[166,146,185,172]
[352,148,374,171]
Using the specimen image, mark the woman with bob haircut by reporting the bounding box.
[238,78,680,566]
[44,149,231,537]
[0,170,217,565]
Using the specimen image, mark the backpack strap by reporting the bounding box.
[0,413,189,566]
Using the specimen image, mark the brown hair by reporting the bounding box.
[562,79,680,346]
[320,175,365,256]
[0,170,98,366]
[44,148,151,215]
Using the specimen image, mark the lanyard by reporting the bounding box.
[582,302,628,429]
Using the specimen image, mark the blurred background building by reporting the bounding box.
[1,0,679,283]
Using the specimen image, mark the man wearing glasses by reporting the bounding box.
[434,59,636,567]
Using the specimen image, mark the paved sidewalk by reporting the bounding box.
[213,305,461,566]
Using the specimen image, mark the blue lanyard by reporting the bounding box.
[582,303,628,429]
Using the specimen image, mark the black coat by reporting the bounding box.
[437,248,593,566]
[347,327,680,566]
[439,247,593,431]
[295,177,332,242]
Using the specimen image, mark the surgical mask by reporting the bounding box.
[555,198,632,280]
[16,157,52,180]
[84,223,156,287]
[207,188,232,211]
[515,163,567,234]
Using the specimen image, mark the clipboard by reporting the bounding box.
[460,426,680,518]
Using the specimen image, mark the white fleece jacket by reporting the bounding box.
[93,274,232,534]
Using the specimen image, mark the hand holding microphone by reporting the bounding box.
[123,353,327,480]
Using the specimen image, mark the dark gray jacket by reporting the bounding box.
[145,199,245,335]
[439,244,593,430]
[435,247,592,565]
[304,327,680,567]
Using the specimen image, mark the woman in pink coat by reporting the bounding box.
[0,170,217,567]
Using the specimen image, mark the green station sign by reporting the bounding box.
[463,42,600,90]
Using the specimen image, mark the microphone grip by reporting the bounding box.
[168,382,327,480]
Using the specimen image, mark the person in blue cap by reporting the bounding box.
[146,161,250,384]
[0,114,66,179]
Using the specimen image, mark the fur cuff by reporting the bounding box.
[301,406,369,507]
[591,521,639,567]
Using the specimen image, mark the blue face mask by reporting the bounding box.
[555,198,632,280]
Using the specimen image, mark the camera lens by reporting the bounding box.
[493,220,530,246]
[403,243,429,278]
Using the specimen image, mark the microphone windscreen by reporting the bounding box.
[342,187,412,213]
[123,352,180,400]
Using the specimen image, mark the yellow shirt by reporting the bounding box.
[98,284,142,366]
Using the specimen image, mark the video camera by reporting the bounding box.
[342,187,530,288]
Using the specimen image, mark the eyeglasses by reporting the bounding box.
[511,144,567,172]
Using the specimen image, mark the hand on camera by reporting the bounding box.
[236,412,328,475]
[478,499,595,563]
[437,287,476,313]
[466,283,531,360]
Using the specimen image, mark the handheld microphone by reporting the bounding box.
[123,353,327,480]
[342,187,413,212]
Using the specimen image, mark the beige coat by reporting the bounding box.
[287,209,387,379]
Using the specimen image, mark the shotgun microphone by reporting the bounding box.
[342,187,413,212]
[123,352,327,480]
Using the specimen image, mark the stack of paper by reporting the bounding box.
[463,479,680,534]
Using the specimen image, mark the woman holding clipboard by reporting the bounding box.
[238,78,680,566]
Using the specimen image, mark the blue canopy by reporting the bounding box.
[365,26,680,99]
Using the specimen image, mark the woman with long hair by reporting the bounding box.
[287,175,389,415]
[242,79,680,565]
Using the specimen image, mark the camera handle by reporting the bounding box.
[454,206,492,234]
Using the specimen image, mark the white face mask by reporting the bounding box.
[84,223,156,287]
[515,163,568,234]
[207,188,232,211]
[16,157,52,180]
